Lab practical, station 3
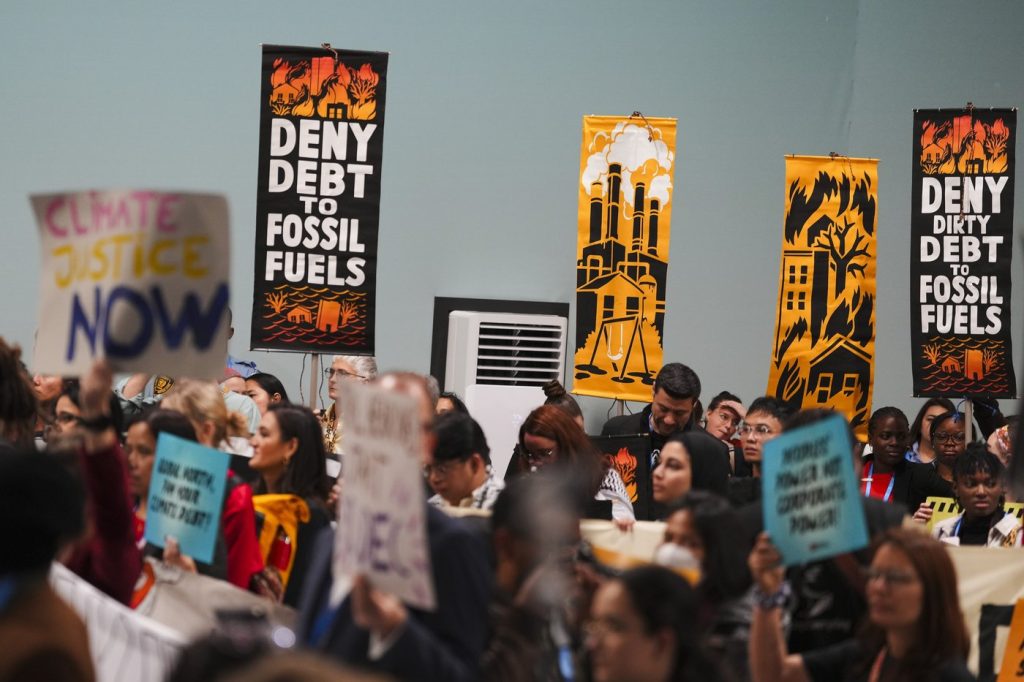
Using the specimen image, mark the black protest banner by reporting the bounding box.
[911,108,1016,398]
[591,433,652,520]
[251,45,388,354]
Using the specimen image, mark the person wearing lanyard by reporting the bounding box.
[748,528,974,682]
[932,444,1023,547]
[861,408,951,512]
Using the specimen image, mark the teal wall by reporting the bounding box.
[2,1,1021,423]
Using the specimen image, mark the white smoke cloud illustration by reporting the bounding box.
[581,122,674,208]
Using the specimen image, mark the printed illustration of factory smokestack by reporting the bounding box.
[647,199,659,255]
[590,182,604,243]
[606,163,621,240]
[632,183,646,251]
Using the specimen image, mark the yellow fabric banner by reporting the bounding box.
[573,115,677,401]
[767,156,878,439]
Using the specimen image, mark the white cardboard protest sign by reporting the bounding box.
[50,562,186,682]
[31,190,230,377]
[333,380,436,610]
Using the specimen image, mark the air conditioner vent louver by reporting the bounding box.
[445,312,568,394]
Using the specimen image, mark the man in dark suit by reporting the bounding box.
[296,372,492,681]
[600,362,703,469]
[601,363,729,517]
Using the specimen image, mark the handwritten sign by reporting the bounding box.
[144,432,229,564]
[334,380,435,610]
[761,414,868,565]
[31,190,230,377]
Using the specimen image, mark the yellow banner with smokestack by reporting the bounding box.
[573,115,677,401]
[767,156,878,440]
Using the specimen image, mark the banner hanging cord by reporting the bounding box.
[630,111,655,142]
[828,152,855,180]
[321,42,339,67]
[298,353,307,404]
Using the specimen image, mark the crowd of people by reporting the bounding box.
[0,332,1021,681]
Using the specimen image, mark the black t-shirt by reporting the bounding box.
[802,640,975,682]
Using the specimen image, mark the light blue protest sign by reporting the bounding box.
[760,414,868,566]
[144,432,229,565]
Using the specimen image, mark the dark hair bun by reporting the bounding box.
[542,380,567,400]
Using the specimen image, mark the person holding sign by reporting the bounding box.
[297,371,491,682]
[60,360,143,606]
[250,403,332,606]
[932,444,1023,547]
[748,528,973,682]
[125,409,200,547]
[861,407,951,512]
[162,380,264,590]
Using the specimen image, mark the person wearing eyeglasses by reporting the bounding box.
[319,354,378,455]
[702,391,750,476]
[728,397,791,506]
[929,411,968,483]
[748,528,973,682]
[518,405,635,522]
[425,411,504,510]
[932,444,1022,547]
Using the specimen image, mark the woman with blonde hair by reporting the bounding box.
[162,379,264,590]
[162,379,252,451]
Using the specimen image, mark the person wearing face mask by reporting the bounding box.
[932,444,1022,547]
[860,407,951,513]
[659,492,759,682]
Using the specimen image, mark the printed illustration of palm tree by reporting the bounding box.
[923,344,941,366]
[813,216,870,296]
[266,292,288,314]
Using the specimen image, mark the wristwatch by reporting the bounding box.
[753,582,791,610]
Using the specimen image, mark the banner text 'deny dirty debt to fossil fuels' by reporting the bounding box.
[911,108,1016,398]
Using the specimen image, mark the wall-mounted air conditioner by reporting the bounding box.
[444,311,568,478]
